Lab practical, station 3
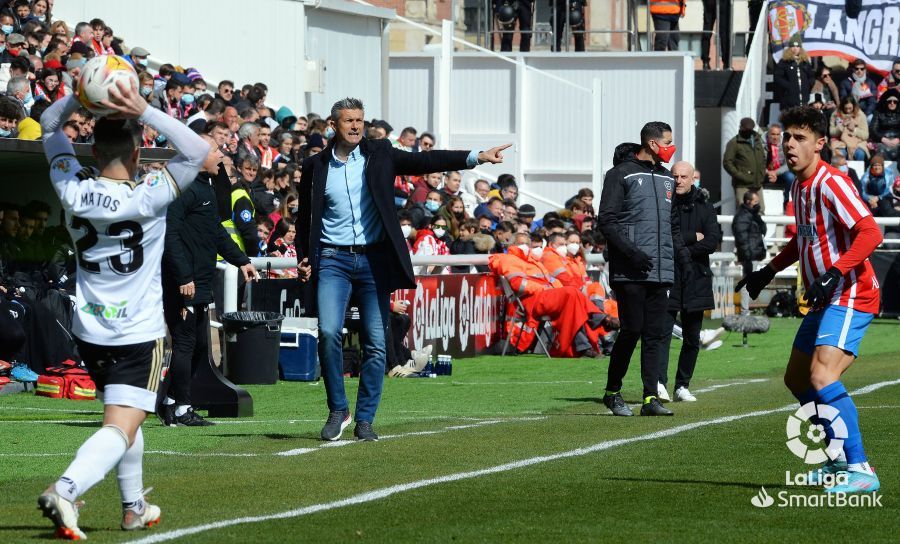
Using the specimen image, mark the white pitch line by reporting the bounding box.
[0,406,103,414]
[127,378,900,544]
[273,418,546,457]
[691,378,769,394]
[446,380,594,386]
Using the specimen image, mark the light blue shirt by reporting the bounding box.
[321,146,481,246]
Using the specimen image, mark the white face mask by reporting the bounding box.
[566,243,580,256]
[401,224,412,238]
[517,243,530,255]
[555,246,568,258]
[530,246,543,260]
[433,227,446,238]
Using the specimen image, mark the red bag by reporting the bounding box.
[35,360,97,401]
[35,375,65,398]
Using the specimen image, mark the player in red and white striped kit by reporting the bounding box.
[737,106,883,494]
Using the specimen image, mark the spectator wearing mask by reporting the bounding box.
[125,46,151,68]
[860,155,895,213]
[250,168,279,216]
[723,117,767,212]
[774,38,814,110]
[151,74,188,119]
[492,220,514,253]
[658,161,722,403]
[438,195,467,239]
[0,97,21,138]
[870,89,899,161]
[266,219,299,277]
[830,96,869,162]
[830,154,862,195]
[413,215,450,277]
[810,64,840,118]
[6,75,34,117]
[732,189,767,315]
[269,191,298,226]
[840,58,878,118]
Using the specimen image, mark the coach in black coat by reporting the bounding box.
[659,162,722,399]
[294,97,509,440]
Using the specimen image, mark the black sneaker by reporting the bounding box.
[640,397,674,416]
[175,408,215,426]
[353,421,379,441]
[157,404,176,427]
[603,392,633,417]
[321,410,351,441]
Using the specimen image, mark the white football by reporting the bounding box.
[77,55,139,116]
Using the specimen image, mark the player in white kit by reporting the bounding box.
[37,80,208,539]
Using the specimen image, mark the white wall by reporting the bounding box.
[52,0,392,118]
[389,52,695,215]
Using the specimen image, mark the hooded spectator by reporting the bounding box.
[870,88,899,161]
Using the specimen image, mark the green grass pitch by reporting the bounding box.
[2,318,899,542]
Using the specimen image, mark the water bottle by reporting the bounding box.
[429,355,437,378]
[435,355,445,376]
[422,355,435,378]
[446,354,452,376]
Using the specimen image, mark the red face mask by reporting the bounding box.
[655,142,677,163]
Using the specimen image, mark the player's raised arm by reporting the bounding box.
[40,95,81,163]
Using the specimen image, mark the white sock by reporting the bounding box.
[847,462,874,475]
[56,425,129,502]
[175,405,191,417]
[117,426,145,509]
[163,397,175,406]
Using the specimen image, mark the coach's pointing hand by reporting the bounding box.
[477,144,512,165]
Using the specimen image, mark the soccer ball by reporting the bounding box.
[77,55,139,116]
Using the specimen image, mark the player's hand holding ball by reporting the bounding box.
[77,55,147,119]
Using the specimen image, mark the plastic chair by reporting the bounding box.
[497,276,553,358]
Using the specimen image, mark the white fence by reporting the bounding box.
[388,50,695,215]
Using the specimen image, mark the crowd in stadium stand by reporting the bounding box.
[0,0,624,381]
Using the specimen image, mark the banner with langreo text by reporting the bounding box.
[768,0,899,74]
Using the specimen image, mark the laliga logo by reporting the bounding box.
[751,487,775,508]
[785,402,847,464]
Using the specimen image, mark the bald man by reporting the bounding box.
[658,161,723,402]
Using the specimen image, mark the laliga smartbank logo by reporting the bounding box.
[749,402,882,509]
[786,402,846,464]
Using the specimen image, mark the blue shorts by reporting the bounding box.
[793,304,874,358]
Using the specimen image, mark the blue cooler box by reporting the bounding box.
[279,318,320,381]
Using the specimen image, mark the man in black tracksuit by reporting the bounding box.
[161,135,258,426]
[597,121,691,417]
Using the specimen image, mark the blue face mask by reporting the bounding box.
[425,200,440,212]
[1,25,13,35]
[0,45,4,54]
[394,196,407,208]
[23,92,33,104]
[325,126,335,139]
[0,127,11,137]
[181,94,195,105]
[140,86,153,98]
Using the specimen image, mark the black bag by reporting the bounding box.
[766,290,797,318]
[342,346,360,377]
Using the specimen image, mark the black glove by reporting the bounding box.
[735,265,776,300]
[630,250,653,274]
[806,267,842,311]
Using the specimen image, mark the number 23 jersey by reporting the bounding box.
[50,156,179,345]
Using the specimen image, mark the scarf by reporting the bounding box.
[852,74,873,101]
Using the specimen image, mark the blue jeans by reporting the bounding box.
[316,247,391,423]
